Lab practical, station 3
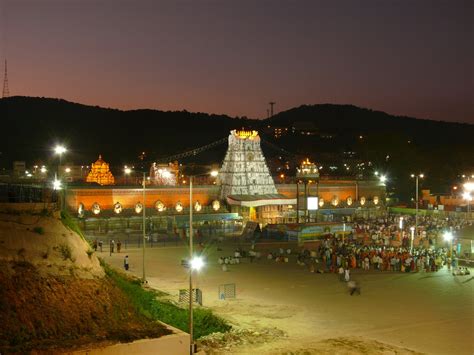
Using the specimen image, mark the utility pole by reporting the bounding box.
[189,175,194,354]
[269,101,275,117]
[2,60,9,98]
[142,172,146,283]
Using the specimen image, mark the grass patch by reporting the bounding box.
[32,226,44,235]
[103,263,231,339]
[60,210,85,241]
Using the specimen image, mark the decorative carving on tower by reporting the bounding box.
[218,130,277,199]
[86,155,115,185]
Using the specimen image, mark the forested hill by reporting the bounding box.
[1,97,472,197]
[0,96,251,167]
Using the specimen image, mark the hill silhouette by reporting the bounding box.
[1,96,472,199]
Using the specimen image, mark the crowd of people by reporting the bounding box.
[252,214,472,278]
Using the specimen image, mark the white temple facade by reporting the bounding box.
[218,130,278,199]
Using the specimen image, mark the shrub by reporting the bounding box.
[86,248,94,259]
[33,226,44,235]
[60,210,85,241]
[103,264,231,339]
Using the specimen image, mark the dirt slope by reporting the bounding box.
[0,212,171,353]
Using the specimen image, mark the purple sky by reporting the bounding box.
[1,0,472,123]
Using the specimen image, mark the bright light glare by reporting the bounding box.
[190,256,205,271]
[54,145,67,155]
[463,182,474,192]
[380,175,387,183]
[53,179,62,190]
[443,232,453,242]
[65,168,71,173]
[40,167,47,173]
[124,167,132,174]
[463,191,473,201]
[162,170,172,178]
[210,170,219,177]
[419,174,424,178]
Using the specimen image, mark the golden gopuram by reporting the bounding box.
[85,155,115,185]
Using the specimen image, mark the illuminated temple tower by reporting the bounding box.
[218,130,278,199]
[86,155,115,185]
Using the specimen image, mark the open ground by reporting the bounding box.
[104,241,473,354]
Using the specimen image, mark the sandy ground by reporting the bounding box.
[0,213,104,278]
[105,242,474,355]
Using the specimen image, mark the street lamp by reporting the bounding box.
[463,182,474,214]
[443,231,454,270]
[410,226,415,254]
[462,191,472,213]
[379,174,387,184]
[124,166,132,185]
[52,178,62,190]
[188,170,218,354]
[142,172,146,283]
[54,145,67,176]
[410,173,424,238]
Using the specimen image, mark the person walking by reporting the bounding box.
[348,280,360,295]
[98,240,103,252]
[124,255,129,271]
[117,239,122,253]
[110,239,115,256]
[344,268,350,282]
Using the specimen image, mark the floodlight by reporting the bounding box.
[190,256,205,271]
[54,145,67,155]
[443,232,453,242]
[463,182,474,192]
[53,179,62,190]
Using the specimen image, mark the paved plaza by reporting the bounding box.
[105,242,473,354]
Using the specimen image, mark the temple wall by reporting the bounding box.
[66,186,220,211]
[277,181,385,200]
[66,181,384,212]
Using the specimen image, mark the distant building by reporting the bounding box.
[85,155,115,185]
[13,161,26,177]
[291,121,318,136]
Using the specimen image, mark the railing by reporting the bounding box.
[388,207,473,220]
[0,183,58,203]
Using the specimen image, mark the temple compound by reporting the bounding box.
[67,130,386,235]
[218,130,295,221]
[85,155,115,186]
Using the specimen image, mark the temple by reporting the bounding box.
[218,129,296,221]
[85,155,115,185]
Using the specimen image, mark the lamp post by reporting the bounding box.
[188,170,217,354]
[142,172,146,283]
[124,166,132,185]
[443,231,453,270]
[410,173,424,238]
[463,182,474,215]
[410,226,415,254]
[54,145,67,211]
[54,145,67,178]
[399,216,403,241]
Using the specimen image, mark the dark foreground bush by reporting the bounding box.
[104,263,231,339]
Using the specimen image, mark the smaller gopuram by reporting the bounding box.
[86,155,115,185]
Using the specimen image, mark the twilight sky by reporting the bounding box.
[0,0,472,123]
